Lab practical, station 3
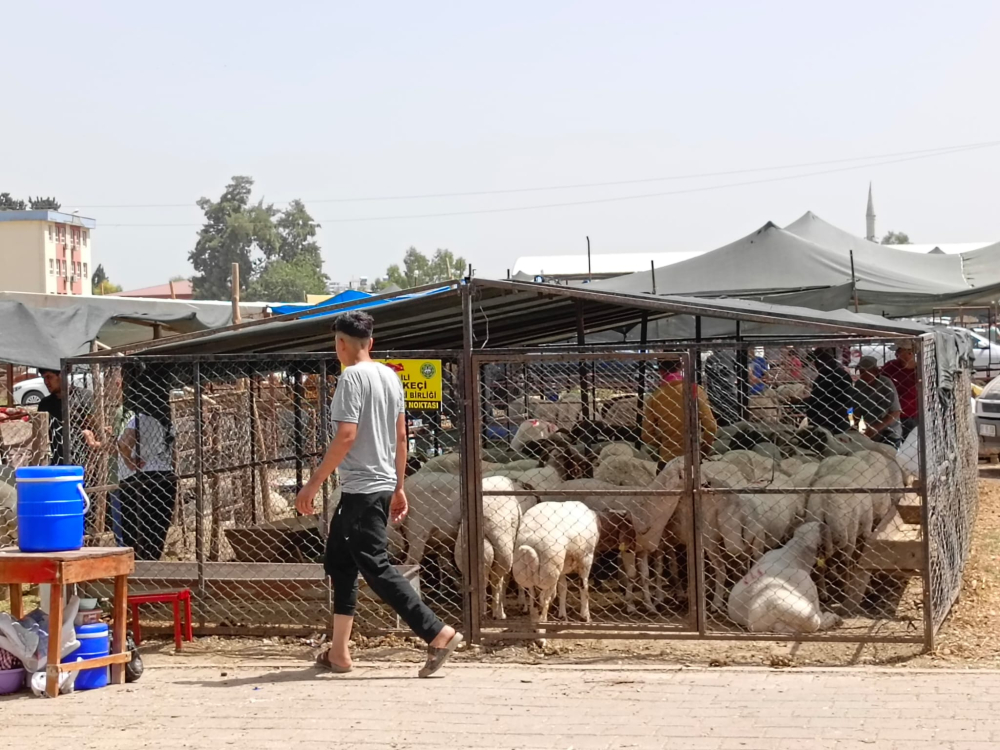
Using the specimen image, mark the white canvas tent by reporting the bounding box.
[590,213,1000,317]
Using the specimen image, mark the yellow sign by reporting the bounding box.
[376,359,442,411]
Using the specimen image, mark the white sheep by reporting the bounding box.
[593,454,658,487]
[512,500,600,641]
[727,521,842,634]
[484,465,564,492]
[719,463,818,572]
[560,457,686,613]
[511,419,560,456]
[454,476,530,621]
[806,450,902,608]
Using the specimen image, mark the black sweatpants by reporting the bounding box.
[119,471,178,561]
[325,491,444,644]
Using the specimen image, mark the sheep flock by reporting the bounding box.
[393,416,930,642]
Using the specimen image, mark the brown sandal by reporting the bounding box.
[315,649,353,674]
[418,632,464,678]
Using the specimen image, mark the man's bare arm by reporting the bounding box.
[295,422,358,514]
[394,413,408,490]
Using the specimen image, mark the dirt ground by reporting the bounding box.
[121,469,1000,672]
[6,470,1000,671]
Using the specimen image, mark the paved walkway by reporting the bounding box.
[3,662,1000,749]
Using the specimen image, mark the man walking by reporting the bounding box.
[296,311,462,678]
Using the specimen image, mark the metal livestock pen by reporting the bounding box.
[58,279,977,650]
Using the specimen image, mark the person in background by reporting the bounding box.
[853,356,902,447]
[804,348,854,435]
[36,368,100,465]
[295,310,462,678]
[880,341,920,438]
[643,358,718,466]
[748,347,769,396]
[705,349,740,426]
[117,397,177,561]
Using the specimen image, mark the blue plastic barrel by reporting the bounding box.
[15,466,90,553]
[63,622,110,690]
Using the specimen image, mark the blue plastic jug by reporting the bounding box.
[15,466,90,553]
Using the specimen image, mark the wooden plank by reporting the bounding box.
[8,584,23,619]
[0,558,61,585]
[858,540,925,573]
[63,554,135,584]
[46,584,64,698]
[898,501,923,526]
[58,651,131,673]
[111,574,128,685]
[0,546,133,563]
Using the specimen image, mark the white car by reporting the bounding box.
[848,329,1000,380]
[12,377,49,406]
[12,373,92,406]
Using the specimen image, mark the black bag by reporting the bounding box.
[124,630,143,683]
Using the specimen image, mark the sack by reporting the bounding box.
[124,631,143,683]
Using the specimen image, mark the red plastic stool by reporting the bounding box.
[127,589,193,651]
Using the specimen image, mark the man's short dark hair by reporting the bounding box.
[658,359,683,375]
[334,310,374,340]
[38,368,60,377]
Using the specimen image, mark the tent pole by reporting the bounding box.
[575,301,591,422]
[586,236,592,282]
[849,250,860,313]
[650,261,657,295]
[635,312,649,447]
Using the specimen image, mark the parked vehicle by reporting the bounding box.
[976,375,1000,459]
[12,377,48,406]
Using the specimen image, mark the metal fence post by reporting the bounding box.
[685,348,707,635]
[459,285,484,642]
[916,336,935,652]
[193,362,206,627]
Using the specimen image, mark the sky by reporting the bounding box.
[3,1,999,292]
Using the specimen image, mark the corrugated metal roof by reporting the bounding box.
[115,279,924,358]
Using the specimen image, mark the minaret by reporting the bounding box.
[865,182,876,241]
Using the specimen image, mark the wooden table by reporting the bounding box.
[0,547,134,698]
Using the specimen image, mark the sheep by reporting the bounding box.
[805,450,903,609]
[597,442,641,463]
[558,457,687,613]
[511,419,560,457]
[718,463,818,573]
[512,500,600,642]
[419,453,504,475]
[484,464,564,492]
[454,476,530,621]
[713,449,781,484]
[594,454,658,487]
[727,521,842,634]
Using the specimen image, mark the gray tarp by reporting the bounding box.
[0,294,264,369]
[590,213,1000,317]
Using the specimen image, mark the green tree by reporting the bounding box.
[28,196,61,210]
[384,248,466,289]
[91,264,122,295]
[247,257,329,302]
[190,177,327,302]
[189,176,279,300]
[0,193,26,211]
[881,231,911,245]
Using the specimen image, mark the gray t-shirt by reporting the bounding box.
[853,375,902,441]
[330,361,406,494]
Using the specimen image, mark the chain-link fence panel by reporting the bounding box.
[472,352,696,641]
[64,353,467,636]
[0,410,49,549]
[923,335,980,634]
[698,340,925,641]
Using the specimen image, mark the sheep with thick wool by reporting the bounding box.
[728,521,842,633]
[512,500,600,641]
[454,476,532,621]
[559,457,686,613]
[805,449,903,608]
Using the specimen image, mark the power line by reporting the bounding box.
[100,142,997,228]
[76,139,1000,209]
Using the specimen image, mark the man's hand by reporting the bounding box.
[296,484,318,516]
[390,488,408,524]
[82,429,102,449]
